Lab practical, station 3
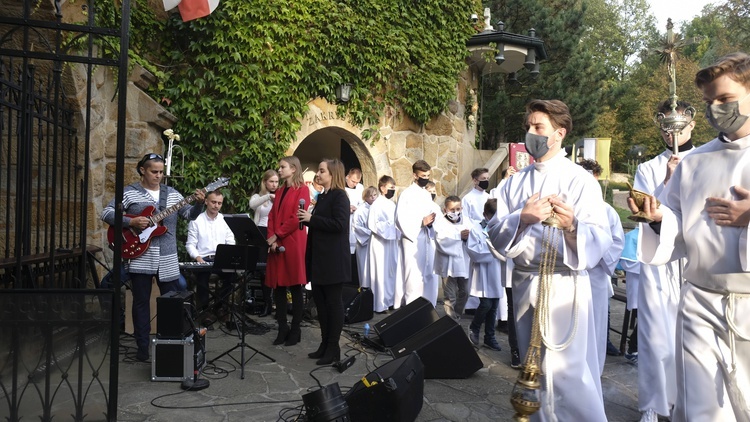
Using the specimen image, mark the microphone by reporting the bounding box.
[277,246,285,253]
[299,199,306,230]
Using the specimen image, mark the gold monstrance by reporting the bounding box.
[510,213,562,421]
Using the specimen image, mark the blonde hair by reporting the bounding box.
[280,156,305,188]
[259,169,279,195]
[362,186,378,201]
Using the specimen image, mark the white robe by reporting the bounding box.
[346,184,364,253]
[639,134,750,421]
[588,204,624,376]
[487,151,612,422]
[467,221,504,300]
[352,202,371,288]
[395,184,436,307]
[433,215,471,278]
[367,195,399,312]
[633,147,694,415]
[462,188,490,226]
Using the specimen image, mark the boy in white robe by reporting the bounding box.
[353,186,377,288]
[433,195,471,321]
[632,52,750,421]
[395,160,437,307]
[462,167,491,225]
[578,159,625,376]
[467,198,504,351]
[633,99,697,422]
[345,168,364,285]
[367,176,399,312]
[488,99,612,421]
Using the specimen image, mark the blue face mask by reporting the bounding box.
[524,132,550,160]
[311,189,321,202]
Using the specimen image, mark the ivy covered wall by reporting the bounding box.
[130,0,479,211]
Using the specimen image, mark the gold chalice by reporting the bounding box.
[627,182,660,223]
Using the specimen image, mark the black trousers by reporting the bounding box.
[311,283,344,349]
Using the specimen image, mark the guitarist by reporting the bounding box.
[101,153,205,362]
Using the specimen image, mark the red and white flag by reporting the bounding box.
[163,0,219,22]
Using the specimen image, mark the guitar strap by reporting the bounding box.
[159,184,168,211]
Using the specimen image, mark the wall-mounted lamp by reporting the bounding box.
[335,83,353,103]
[530,61,540,78]
[524,48,536,71]
[494,43,505,65]
[507,72,518,84]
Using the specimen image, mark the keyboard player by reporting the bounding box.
[185,189,236,324]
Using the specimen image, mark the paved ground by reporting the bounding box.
[114,292,640,422]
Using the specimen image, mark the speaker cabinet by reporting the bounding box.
[343,285,374,324]
[344,352,424,422]
[374,297,438,348]
[156,290,194,339]
[390,316,483,379]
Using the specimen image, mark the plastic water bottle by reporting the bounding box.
[363,323,370,338]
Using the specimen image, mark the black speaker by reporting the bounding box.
[373,297,438,348]
[156,290,194,339]
[343,285,374,324]
[390,316,483,379]
[344,352,424,422]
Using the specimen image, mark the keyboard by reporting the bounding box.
[179,262,266,272]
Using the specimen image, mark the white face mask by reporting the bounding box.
[445,211,461,222]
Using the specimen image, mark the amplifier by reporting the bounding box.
[157,290,194,339]
[151,332,206,382]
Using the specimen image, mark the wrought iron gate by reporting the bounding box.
[0,0,133,420]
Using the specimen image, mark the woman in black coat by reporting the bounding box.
[297,158,351,365]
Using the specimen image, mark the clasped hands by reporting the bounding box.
[521,193,575,231]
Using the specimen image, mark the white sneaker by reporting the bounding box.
[640,409,658,422]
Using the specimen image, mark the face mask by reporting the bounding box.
[385,189,395,199]
[525,132,550,160]
[446,211,460,222]
[706,93,750,135]
[431,193,437,201]
[478,180,490,190]
[416,177,430,188]
[311,189,320,202]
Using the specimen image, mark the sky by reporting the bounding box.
[645,0,718,31]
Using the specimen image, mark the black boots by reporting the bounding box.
[308,343,326,359]
[285,325,301,346]
[315,344,340,366]
[273,322,289,345]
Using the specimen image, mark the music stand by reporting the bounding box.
[224,214,268,262]
[209,244,275,379]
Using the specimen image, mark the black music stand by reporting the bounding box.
[224,214,268,261]
[209,244,275,379]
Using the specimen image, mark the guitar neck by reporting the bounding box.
[150,188,206,224]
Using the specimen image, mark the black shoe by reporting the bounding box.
[135,351,150,362]
[606,341,622,356]
[316,347,340,366]
[284,327,301,346]
[259,305,273,318]
[273,325,290,345]
[510,349,522,369]
[308,343,326,359]
[496,321,509,334]
[484,338,502,351]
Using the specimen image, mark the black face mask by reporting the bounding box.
[385,189,395,199]
[431,193,436,201]
[478,180,490,190]
[416,177,430,188]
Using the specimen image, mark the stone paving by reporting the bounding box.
[114,294,640,422]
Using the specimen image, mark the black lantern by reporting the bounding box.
[335,83,353,103]
[495,43,506,65]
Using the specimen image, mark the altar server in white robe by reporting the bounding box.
[467,198,505,351]
[488,99,612,421]
[395,160,437,307]
[462,167,491,312]
[632,99,697,422]
[632,52,750,422]
[422,181,441,306]
[433,195,471,320]
[368,176,399,312]
[578,159,625,375]
[352,186,378,288]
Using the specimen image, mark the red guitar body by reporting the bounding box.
[107,206,168,259]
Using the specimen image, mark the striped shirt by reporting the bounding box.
[102,182,202,282]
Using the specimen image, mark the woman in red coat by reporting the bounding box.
[266,156,310,346]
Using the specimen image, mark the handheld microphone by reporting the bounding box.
[277,246,285,253]
[299,199,306,230]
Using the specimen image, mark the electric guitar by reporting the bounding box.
[107,177,230,259]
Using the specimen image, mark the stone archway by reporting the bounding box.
[290,99,378,187]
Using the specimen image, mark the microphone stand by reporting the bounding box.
[181,309,209,391]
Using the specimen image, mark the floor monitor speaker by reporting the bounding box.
[390,316,483,379]
[344,351,424,422]
[373,297,438,348]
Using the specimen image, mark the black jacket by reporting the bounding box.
[305,188,351,285]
